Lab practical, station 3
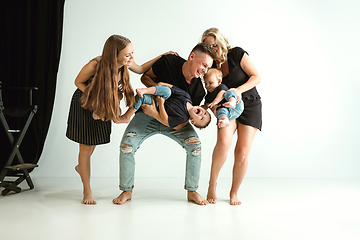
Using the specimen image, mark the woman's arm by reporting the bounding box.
[234,54,261,96]
[129,51,178,74]
[74,57,100,92]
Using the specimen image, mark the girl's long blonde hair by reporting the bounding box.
[81,35,135,121]
[201,28,232,66]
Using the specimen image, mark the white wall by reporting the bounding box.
[34,0,360,180]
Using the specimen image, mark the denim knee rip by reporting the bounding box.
[184,136,200,145]
[191,148,201,156]
[184,136,201,156]
[126,132,138,137]
[120,144,133,154]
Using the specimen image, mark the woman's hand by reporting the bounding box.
[163,51,179,57]
[228,88,242,103]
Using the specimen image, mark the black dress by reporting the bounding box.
[221,47,262,130]
[66,87,111,146]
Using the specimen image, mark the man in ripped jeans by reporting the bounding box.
[113,43,216,205]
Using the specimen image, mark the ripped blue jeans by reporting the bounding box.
[119,111,201,192]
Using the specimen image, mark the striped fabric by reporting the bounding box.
[66,89,111,145]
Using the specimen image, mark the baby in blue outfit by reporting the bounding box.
[204,69,244,128]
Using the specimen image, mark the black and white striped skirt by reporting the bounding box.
[66,89,111,145]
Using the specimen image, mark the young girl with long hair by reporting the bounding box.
[66,34,176,204]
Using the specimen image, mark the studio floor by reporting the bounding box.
[0,177,359,240]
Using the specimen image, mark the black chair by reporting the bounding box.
[0,81,39,195]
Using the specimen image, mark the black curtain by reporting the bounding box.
[1,1,65,170]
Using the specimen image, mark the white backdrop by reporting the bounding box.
[34,0,360,180]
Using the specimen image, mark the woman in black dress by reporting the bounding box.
[201,28,262,205]
[66,34,175,204]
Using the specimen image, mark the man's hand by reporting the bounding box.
[156,95,165,106]
[141,98,158,118]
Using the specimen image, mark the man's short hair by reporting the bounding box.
[191,43,217,60]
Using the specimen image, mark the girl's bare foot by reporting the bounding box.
[75,165,97,205]
[187,191,208,205]
[206,184,217,204]
[113,190,132,205]
[230,193,242,205]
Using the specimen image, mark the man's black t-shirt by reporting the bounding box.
[151,55,205,106]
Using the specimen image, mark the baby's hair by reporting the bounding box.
[204,68,223,82]
[192,110,212,130]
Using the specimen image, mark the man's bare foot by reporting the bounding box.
[187,191,208,205]
[83,191,97,205]
[113,190,132,205]
[230,193,242,205]
[206,184,217,204]
[218,116,230,128]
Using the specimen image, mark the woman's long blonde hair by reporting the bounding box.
[81,35,135,121]
[201,28,232,66]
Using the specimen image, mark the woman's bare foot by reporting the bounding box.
[113,190,132,205]
[206,184,217,204]
[230,193,242,205]
[218,116,230,128]
[187,191,208,205]
[83,191,97,205]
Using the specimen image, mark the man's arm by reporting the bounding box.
[155,96,169,127]
[141,67,157,87]
[157,82,173,88]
